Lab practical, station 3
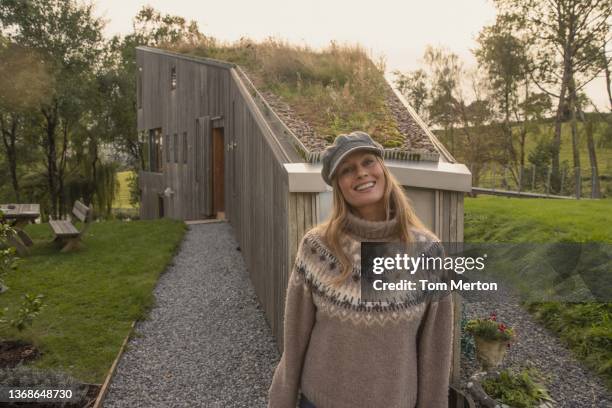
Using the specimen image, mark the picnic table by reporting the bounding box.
[0,203,40,255]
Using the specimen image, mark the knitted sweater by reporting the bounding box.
[268,212,454,408]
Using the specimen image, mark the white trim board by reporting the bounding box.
[284,161,472,193]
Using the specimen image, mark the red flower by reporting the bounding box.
[490,312,497,321]
[498,323,507,332]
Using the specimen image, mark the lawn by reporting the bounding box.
[465,195,612,242]
[0,219,186,383]
[465,195,612,389]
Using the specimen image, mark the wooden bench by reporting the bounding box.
[49,200,93,252]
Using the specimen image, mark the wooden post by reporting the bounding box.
[503,167,508,190]
[492,163,496,191]
[591,167,597,199]
[575,167,581,199]
[546,166,552,196]
[531,165,536,190]
[560,168,566,196]
[518,166,522,193]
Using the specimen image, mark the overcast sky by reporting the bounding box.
[94,0,608,109]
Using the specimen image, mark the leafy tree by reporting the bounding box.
[475,16,529,168]
[423,46,462,154]
[0,0,106,217]
[0,38,52,202]
[494,0,611,193]
[393,69,430,121]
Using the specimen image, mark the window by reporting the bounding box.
[166,134,170,163]
[174,133,179,163]
[137,66,143,109]
[171,66,177,90]
[149,128,163,172]
[182,132,188,164]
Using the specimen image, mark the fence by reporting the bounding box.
[472,162,610,199]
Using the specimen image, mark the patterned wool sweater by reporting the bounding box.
[268,212,453,408]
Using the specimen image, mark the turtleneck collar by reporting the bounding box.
[344,210,399,240]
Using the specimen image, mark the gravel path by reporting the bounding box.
[460,285,612,408]
[104,222,279,408]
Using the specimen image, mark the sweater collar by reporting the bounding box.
[344,210,399,240]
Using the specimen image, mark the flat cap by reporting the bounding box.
[321,131,384,185]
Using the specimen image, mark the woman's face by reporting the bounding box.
[336,151,386,217]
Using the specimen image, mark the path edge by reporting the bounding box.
[92,321,137,408]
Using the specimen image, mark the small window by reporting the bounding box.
[174,133,179,163]
[171,66,177,90]
[166,134,170,163]
[182,132,188,164]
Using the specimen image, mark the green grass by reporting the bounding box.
[465,196,612,243]
[0,219,186,383]
[465,196,612,389]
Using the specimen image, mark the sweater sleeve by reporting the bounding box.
[416,242,454,408]
[268,237,316,408]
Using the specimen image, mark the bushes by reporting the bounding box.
[526,302,612,389]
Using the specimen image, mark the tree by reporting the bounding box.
[494,0,611,193]
[393,69,430,121]
[475,16,529,168]
[0,38,52,202]
[423,46,462,154]
[0,0,106,217]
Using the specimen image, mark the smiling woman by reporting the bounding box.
[268,131,454,408]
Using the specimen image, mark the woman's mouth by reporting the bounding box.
[354,181,375,192]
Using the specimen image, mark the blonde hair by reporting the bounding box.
[318,156,431,286]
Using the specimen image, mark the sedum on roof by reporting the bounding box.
[167,39,440,162]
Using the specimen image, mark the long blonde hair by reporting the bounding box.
[319,156,430,286]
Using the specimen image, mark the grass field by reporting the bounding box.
[0,219,186,383]
[465,196,612,388]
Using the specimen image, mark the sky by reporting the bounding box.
[94,0,609,109]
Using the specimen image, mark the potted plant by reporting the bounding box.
[466,312,515,369]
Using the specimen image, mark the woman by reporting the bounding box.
[268,131,453,408]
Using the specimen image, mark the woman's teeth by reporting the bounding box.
[355,182,375,191]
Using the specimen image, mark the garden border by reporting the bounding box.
[92,321,136,408]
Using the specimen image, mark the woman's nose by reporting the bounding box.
[356,166,368,178]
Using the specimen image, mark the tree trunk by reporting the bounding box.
[577,107,601,198]
[552,52,571,194]
[568,77,581,175]
[42,103,59,219]
[604,41,612,111]
[0,113,20,202]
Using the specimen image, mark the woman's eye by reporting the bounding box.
[363,159,374,166]
[341,167,352,175]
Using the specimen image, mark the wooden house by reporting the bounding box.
[136,46,472,390]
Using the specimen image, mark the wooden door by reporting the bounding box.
[212,127,225,216]
[196,116,213,218]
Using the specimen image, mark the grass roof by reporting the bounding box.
[169,38,434,153]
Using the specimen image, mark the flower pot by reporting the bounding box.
[474,336,508,369]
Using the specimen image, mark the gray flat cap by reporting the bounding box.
[321,131,384,185]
